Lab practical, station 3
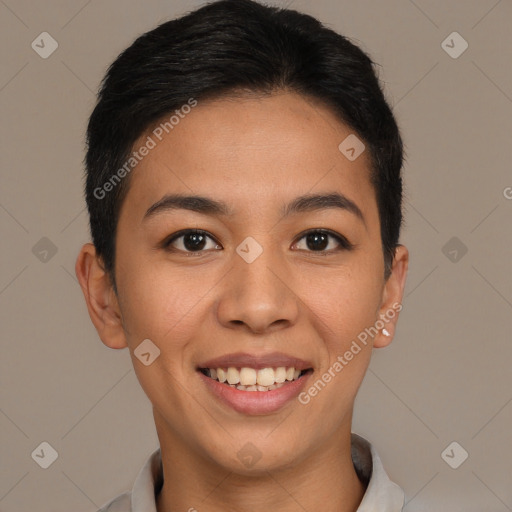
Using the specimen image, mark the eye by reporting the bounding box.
[163,229,221,254]
[292,229,353,253]
[162,228,353,255]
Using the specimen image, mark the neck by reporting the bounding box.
[154,418,366,512]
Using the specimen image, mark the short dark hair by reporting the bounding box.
[85,0,403,290]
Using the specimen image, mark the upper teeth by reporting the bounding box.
[208,367,301,386]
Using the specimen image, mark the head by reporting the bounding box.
[76,0,408,474]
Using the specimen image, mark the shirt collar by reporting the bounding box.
[351,433,405,511]
[126,433,404,512]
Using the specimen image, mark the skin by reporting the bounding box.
[76,91,408,512]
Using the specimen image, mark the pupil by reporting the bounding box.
[184,232,206,251]
[307,232,328,251]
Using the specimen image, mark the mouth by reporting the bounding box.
[196,352,314,415]
[198,366,313,392]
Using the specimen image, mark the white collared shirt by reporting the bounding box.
[98,433,404,511]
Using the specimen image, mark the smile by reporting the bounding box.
[199,366,312,392]
[196,352,314,414]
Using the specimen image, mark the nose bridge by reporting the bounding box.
[217,235,299,332]
[235,236,287,303]
[239,246,281,294]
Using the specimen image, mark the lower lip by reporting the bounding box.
[198,371,311,415]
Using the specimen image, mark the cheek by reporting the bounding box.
[298,270,379,426]
[300,263,383,345]
[114,258,208,401]
[115,250,211,346]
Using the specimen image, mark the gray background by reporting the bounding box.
[1,0,511,510]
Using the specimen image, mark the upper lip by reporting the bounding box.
[198,352,313,371]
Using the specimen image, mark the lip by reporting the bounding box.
[197,351,313,371]
[197,352,314,415]
[198,369,312,415]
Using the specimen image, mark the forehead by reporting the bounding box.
[120,92,377,223]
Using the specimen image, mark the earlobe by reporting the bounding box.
[374,244,409,349]
[75,243,128,349]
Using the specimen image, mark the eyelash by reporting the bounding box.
[162,228,354,256]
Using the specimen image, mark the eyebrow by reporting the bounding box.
[143,192,365,224]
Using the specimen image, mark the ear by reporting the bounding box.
[75,243,128,349]
[373,244,409,348]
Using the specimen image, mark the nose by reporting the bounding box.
[216,244,300,335]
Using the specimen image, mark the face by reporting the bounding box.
[77,91,408,474]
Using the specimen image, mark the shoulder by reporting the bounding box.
[97,491,132,512]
